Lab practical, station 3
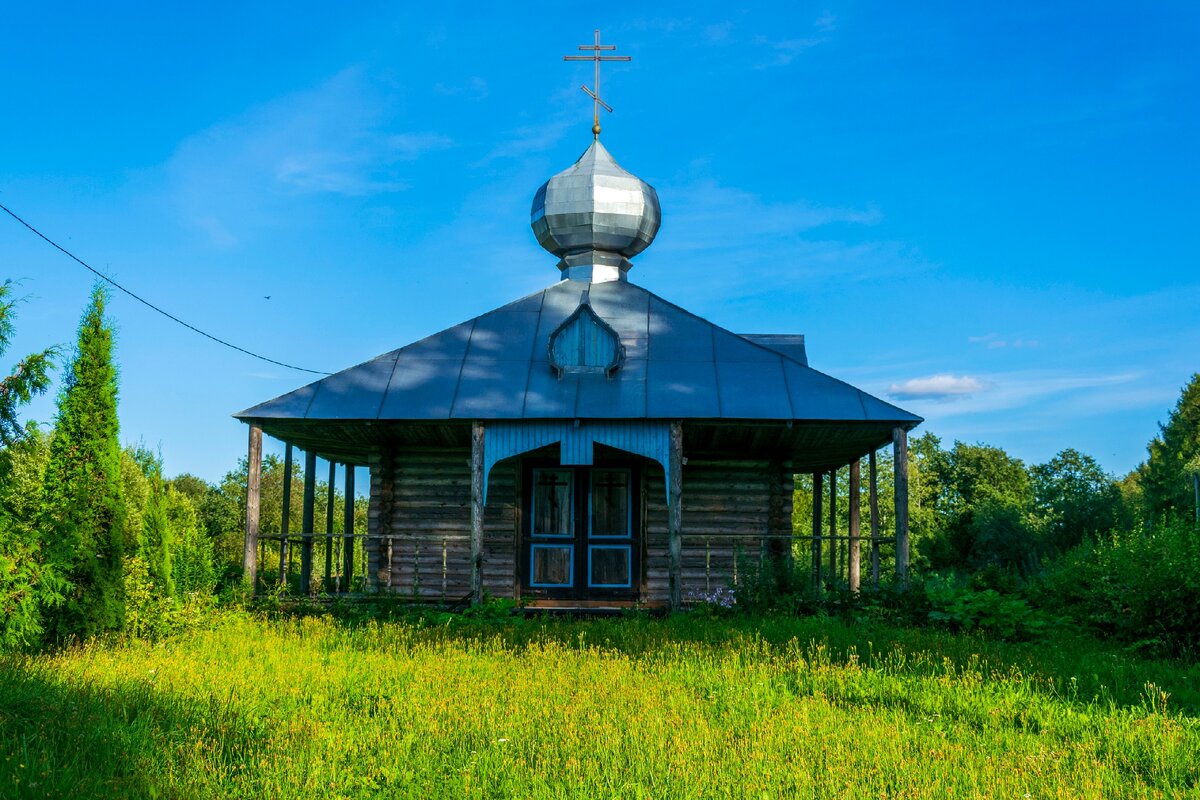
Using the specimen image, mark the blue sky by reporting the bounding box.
[2,2,1197,482]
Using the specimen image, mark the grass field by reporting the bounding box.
[2,609,1198,799]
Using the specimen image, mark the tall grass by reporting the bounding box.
[2,611,1198,798]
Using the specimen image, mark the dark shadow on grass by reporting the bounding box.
[0,660,269,799]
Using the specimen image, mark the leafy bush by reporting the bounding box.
[1036,520,1200,658]
[924,576,1052,641]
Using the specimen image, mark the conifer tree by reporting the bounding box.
[0,281,58,447]
[1144,373,1200,524]
[41,285,126,639]
[0,282,63,649]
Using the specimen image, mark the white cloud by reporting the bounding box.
[433,77,488,99]
[904,371,1143,417]
[646,180,918,301]
[968,332,1040,349]
[664,180,880,247]
[753,13,836,68]
[473,118,574,166]
[889,374,987,401]
[164,69,452,243]
[703,22,734,43]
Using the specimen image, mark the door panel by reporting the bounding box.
[588,545,631,588]
[522,461,640,600]
[530,544,573,587]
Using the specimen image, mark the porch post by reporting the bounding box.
[242,424,262,591]
[766,462,791,572]
[278,443,293,586]
[324,460,335,591]
[828,468,837,587]
[668,420,684,611]
[342,465,355,592]
[869,450,880,588]
[849,458,861,593]
[470,421,485,606]
[300,450,317,595]
[811,472,823,591]
[893,427,910,589]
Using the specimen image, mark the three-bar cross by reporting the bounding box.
[564,29,631,137]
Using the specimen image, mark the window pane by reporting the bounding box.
[590,469,629,537]
[533,469,573,536]
[590,546,630,587]
[532,545,573,586]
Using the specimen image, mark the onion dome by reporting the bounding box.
[531,140,661,282]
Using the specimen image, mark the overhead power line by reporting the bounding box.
[0,201,330,376]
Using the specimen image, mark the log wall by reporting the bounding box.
[647,458,790,604]
[367,448,791,605]
[367,447,517,601]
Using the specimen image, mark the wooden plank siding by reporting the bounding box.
[647,459,792,603]
[367,447,517,602]
[366,447,793,605]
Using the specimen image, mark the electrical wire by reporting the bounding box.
[0,201,330,375]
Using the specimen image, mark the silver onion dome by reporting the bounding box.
[531,140,661,282]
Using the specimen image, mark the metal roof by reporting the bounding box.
[234,279,921,426]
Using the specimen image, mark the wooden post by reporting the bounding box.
[1194,472,1199,529]
[766,462,790,580]
[668,420,684,611]
[893,427,910,589]
[811,472,823,591]
[324,460,335,591]
[849,458,861,593]
[242,424,262,591]
[300,450,316,595]
[828,468,837,587]
[343,465,355,592]
[278,443,293,587]
[470,421,485,606]
[869,450,880,588]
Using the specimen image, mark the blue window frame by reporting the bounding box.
[588,545,632,588]
[522,461,640,598]
[588,468,631,538]
[530,544,574,587]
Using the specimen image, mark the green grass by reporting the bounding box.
[2,611,1198,798]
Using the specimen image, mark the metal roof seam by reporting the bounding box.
[639,284,814,370]
[301,375,321,419]
[373,352,404,421]
[518,290,548,418]
[710,325,724,418]
[446,316,479,420]
[777,354,797,420]
[644,284,651,418]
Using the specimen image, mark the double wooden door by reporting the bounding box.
[520,462,640,600]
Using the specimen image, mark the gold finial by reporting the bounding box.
[564,29,630,138]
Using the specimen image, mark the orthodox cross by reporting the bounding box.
[564,29,631,138]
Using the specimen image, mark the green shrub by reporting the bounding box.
[1036,520,1200,658]
[924,576,1053,641]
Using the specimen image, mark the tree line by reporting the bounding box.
[2,280,1197,654]
[786,371,1200,655]
[0,282,363,649]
